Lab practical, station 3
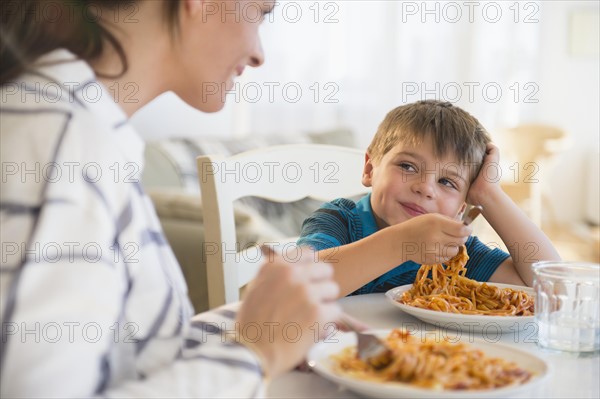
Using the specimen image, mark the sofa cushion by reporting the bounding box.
[147,189,287,242]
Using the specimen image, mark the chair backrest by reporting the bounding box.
[502,124,568,165]
[497,124,569,227]
[197,144,368,308]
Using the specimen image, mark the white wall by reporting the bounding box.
[535,1,599,224]
[131,92,235,140]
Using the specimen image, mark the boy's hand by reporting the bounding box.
[467,143,503,206]
[394,213,472,264]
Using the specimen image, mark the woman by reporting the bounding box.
[0,1,341,396]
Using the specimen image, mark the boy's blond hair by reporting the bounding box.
[367,100,491,182]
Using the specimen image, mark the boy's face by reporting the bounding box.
[362,136,469,229]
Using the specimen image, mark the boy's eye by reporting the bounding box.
[399,162,416,172]
[439,177,458,189]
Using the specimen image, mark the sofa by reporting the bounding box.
[141,128,358,312]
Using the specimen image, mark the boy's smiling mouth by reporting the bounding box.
[400,202,427,217]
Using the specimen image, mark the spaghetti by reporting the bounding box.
[332,329,533,390]
[399,246,534,316]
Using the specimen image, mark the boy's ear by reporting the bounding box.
[361,153,374,187]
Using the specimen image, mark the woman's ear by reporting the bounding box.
[361,153,374,187]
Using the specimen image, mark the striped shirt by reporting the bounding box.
[1,50,263,398]
[297,194,510,295]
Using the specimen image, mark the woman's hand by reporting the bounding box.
[236,248,341,378]
[392,213,472,265]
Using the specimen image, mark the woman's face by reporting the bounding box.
[171,0,274,112]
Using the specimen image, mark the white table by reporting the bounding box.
[267,293,600,398]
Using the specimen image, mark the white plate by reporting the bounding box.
[385,284,535,332]
[307,330,548,399]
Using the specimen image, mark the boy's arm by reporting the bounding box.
[316,230,398,297]
[314,214,472,297]
[489,258,526,286]
[468,144,561,287]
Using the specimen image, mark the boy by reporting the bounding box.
[298,100,561,297]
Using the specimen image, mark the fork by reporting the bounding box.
[462,205,483,226]
[341,316,393,369]
[262,245,393,368]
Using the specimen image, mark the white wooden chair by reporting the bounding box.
[197,144,368,308]
[498,124,569,227]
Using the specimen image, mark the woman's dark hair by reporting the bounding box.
[0,0,180,84]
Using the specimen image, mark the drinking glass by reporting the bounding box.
[533,261,600,354]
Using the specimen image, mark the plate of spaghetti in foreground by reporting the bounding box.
[385,283,535,332]
[307,329,548,399]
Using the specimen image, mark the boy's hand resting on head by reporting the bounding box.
[236,248,341,379]
[393,213,472,265]
[467,143,503,207]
